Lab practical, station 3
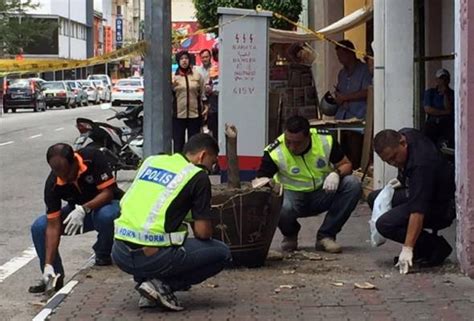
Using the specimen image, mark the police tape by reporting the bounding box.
[0,41,148,76]
[0,8,372,76]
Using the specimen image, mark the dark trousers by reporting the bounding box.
[279,175,362,240]
[172,117,202,153]
[424,116,454,148]
[367,189,453,258]
[112,238,232,291]
[31,201,120,276]
[207,112,218,140]
[340,131,363,170]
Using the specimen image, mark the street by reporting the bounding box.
[0,105,131,320]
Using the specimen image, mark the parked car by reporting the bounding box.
[87,74,112,89]
[92,80,111,102]
[111,78,144,106]
[43,81,75,109]
[2,78,46,113]
[78,80,100,104]
[66,80,88,106]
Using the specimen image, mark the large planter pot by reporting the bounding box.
[211,183,282,268]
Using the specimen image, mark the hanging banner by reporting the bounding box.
[116,15,123,48]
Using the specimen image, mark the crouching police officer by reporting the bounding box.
[29,143,122,293]
[253,116,362,253]
[368,128,455,274]
[112,133,231,311]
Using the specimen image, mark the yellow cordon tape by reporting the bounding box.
[0,41,147,76]
[0,9,372,76]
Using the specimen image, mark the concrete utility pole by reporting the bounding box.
[143,0,172,156]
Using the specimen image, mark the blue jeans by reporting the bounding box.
[112,238,232,291]
[31,200,120,276]
[279,175,362,240]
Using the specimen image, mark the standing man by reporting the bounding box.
[423,68,454,147]
[334,40,372,169]
[112,134,231,311]
[29,143,121,293]
[368,129,455,274]
[194,49,213,86]
[253,116,362,253]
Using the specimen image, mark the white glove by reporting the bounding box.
[251,177,271,189]
[395,246,413,274]
[42,264,56,284]
[63,205,86,236]
[323,172,340,192]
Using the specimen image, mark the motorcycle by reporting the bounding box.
[73,104,143,174]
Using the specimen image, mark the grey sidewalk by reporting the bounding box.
[44,203,474,321]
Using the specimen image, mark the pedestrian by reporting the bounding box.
[333,39,372,169]
[29,143,122,293]
[206,46,220,141]
[172,50,208,153]
[252,116,362,253]
[194,48,212,85]
[423,68,454,147]
[112,133,232,311]
[368,128,455,274]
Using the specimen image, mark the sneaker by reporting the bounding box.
[28,276,64,294]
[315,237,342,253]
[281,235,298,252]
[95,256,112,266]
[138,295,158,309]
[136,279,184,311]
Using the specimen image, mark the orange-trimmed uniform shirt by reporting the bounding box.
[44,148,121,220]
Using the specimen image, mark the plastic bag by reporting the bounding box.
[369,178,401,247]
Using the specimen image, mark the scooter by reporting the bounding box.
[73,104,143,173]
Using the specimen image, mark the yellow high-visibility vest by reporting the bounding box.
[114,153,202,246]
[266,128,333,192]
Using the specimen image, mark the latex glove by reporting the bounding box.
[63,205,86,236]
[42,264,56,284]
[323,172,340,192]
[395,246,413,274]
[251,177,271,189]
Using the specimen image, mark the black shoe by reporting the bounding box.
[28,276,64,293]
[95,256,112,266]
[421,236,453,267]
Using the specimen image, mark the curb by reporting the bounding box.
[31,254,95,321]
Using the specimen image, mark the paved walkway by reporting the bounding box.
[42,203,473,321]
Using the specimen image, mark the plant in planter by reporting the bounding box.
[210,124,282,268]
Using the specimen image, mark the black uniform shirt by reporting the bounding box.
[256,136,345,178]
[163,154,214,232]
[398,128,455,216]
[44,148,120,220]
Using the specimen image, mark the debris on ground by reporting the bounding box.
[203,283,219,288]
[354,282,377,290]
[282,270,296,275]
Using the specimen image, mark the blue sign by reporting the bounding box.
[116,15,123,47]
[139,166,176,186]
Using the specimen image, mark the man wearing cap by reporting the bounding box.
[423,68,454,147]
[333,39,372,169]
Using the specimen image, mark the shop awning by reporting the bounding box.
[269,6,373,43]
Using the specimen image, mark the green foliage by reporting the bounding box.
[192,0,302,31]
[0,0,58,57]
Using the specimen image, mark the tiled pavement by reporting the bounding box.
[45,203,474,321]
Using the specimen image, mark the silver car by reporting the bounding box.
[92,80,111,102]
[79,80,100,104]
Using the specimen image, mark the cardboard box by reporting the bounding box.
[293,88,305,107]
[304,86,317,106]
[288,70,301,87]
[300,72,313,87]
[284,88,294,107]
